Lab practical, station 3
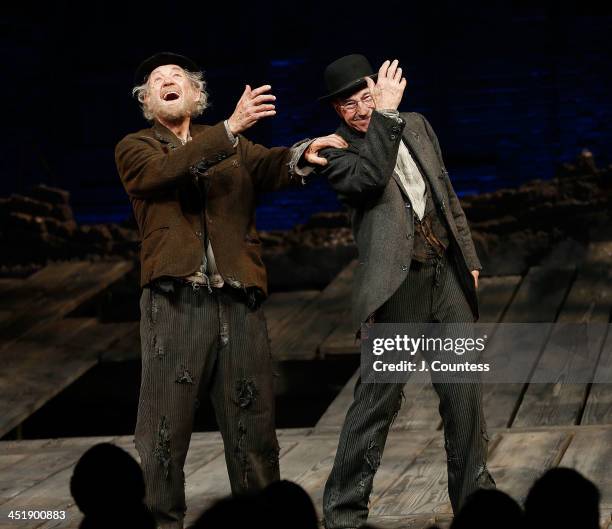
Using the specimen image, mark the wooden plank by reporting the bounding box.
[0,437,117,529]
[0,444,109,505]
[276,434,338,486]
[0,454,29,474]
[276,428,313,439]
[391,381,441,432]
[0,318,97,437]
[0,262,90,315]
[369,431,438,510]
[319,317,357,356]
[482,266,575,428]
[0,319,137,437]
[498,266,575,322]
[282,435,339,510]
[0,264,88,331]
[264,290,319,339]
[367,515,441,529]
[486,429,572,504]
[560,428,612,511]
[272,261,357,361]
[98,322,140,362]
[314,370,358,432]
[582,327,612,425]
[513,242,612,427]
[477,275,522,324]
[188,431,223,444]
[0,260,133,352]
[0,436,116,456]
[370,434,451,516]
[513,316,607,426]
[580,231,612,425]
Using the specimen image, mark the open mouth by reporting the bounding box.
[161,91,180,102]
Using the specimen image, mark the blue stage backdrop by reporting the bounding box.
[2,3,611,230]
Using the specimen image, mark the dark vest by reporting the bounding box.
[410,170,450,263]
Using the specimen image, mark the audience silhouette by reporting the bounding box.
[70,442,155,529]
[450,488,523,529]
[190,479,318,529]
[525,467,600,529]
[260,479,319,529]
[190,493,266,529]
[70,444,605,529]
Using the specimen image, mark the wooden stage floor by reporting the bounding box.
[1,239,611,528]
[1,422,612,529]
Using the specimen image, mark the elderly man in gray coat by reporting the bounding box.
[315,55,496,529]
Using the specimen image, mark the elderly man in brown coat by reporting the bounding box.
[115,52,345,529]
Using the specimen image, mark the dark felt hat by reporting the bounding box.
[134,52,199,86]
[319,54,377,102]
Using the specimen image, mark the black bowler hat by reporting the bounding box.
[319,54,377,102]
[134,52,200,86]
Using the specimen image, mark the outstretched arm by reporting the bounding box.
[240,134,348,192]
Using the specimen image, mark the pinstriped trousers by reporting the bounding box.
[135,282,280,529]
[323,250,496,529]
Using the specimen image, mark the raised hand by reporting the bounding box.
[304,134,348,166]
[227,84,276,135]
[365,59,406,111]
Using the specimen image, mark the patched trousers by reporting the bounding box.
[135,281,280,529]
[323,250,496,529]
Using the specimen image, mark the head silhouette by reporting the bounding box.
[190,494,266,529]
[261,480,318,529]
[70,443,154,529]
[450,488,523,529]
[525,467,600,529]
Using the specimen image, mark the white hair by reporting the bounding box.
[132,69,209,121]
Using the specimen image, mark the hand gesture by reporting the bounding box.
[365,59,406,111]
[304,134,348,166]
[227,85,276,135]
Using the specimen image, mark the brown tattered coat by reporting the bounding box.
[115,120,294,293]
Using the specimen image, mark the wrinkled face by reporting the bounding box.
[333,86,375,133]
[144,64,199,122]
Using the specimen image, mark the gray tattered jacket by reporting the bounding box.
[318,111,482,331]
